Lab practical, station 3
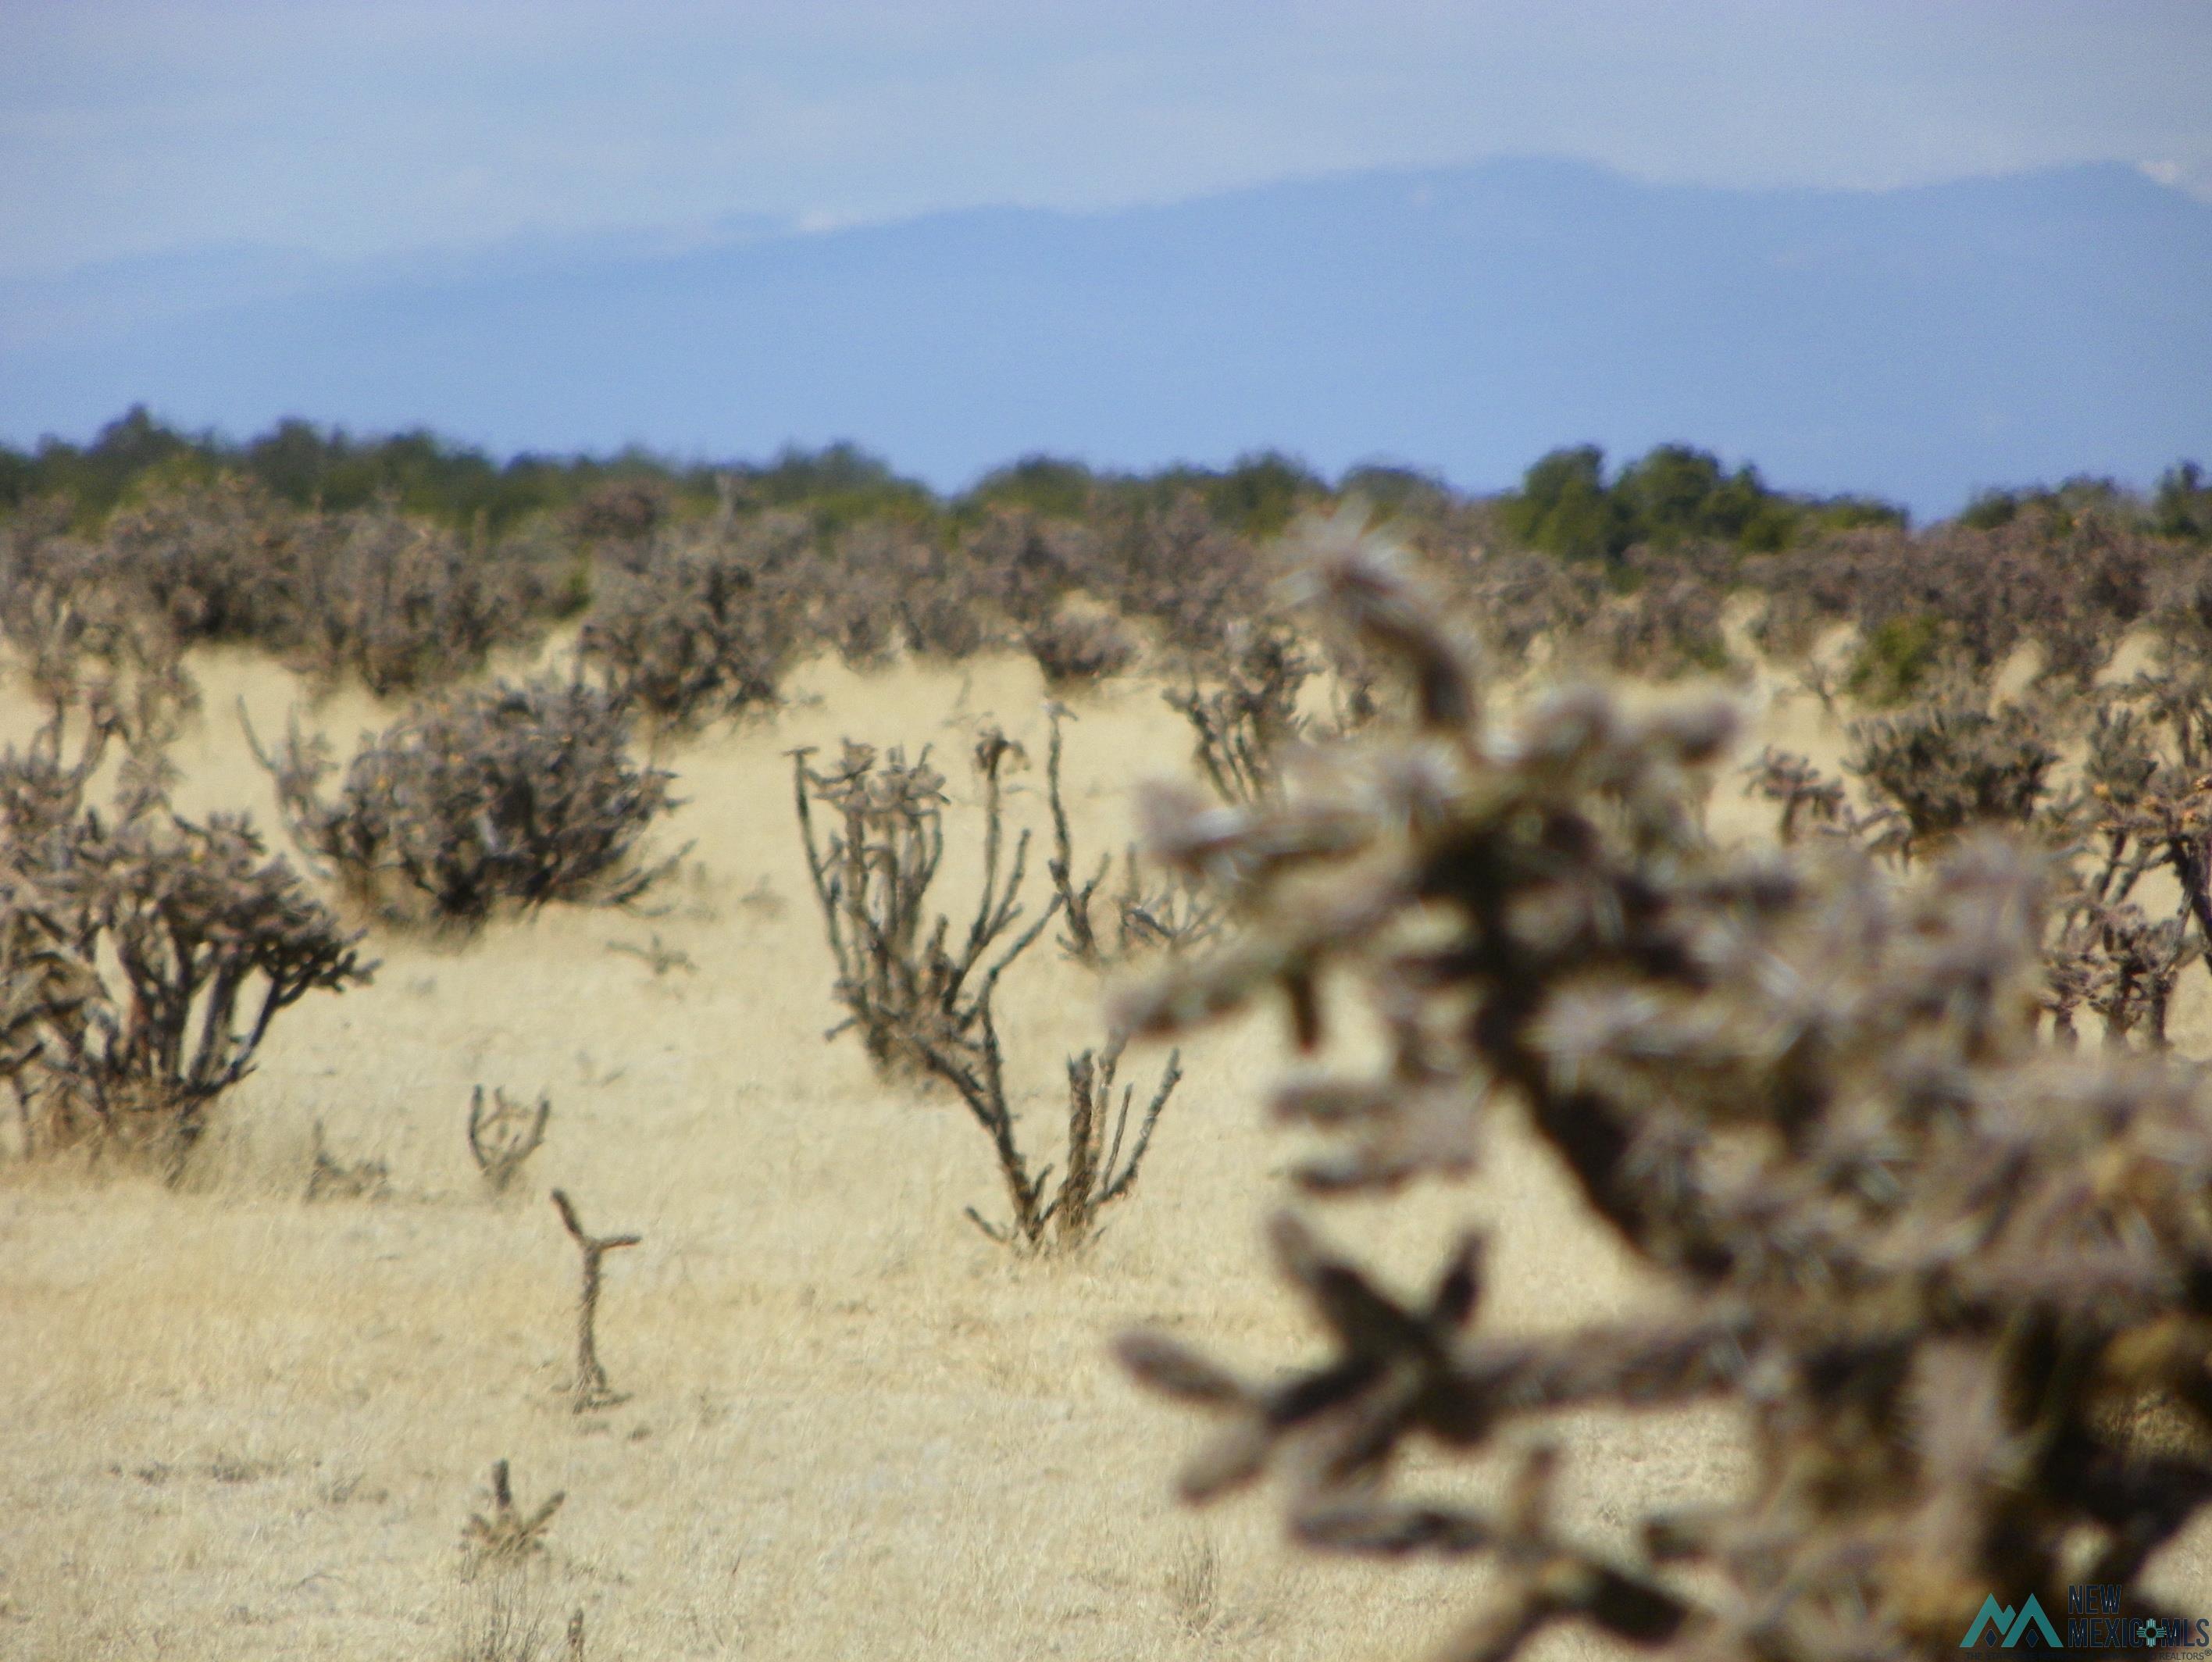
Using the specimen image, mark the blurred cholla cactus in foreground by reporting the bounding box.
[1115,520,2212,1660]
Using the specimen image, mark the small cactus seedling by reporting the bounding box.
[462,1458,565,1574]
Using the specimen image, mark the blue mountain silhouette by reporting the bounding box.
[3,159,2205,516]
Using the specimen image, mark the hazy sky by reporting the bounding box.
[5,0,2210,277]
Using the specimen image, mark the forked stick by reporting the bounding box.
[551,1189,641,1412]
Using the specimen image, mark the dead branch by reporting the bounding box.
[551,1189,641,1413]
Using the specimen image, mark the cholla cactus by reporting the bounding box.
[1164,627,1313,805]
[1845,701,2058,854]
[1045,705,1222,966]
[792,728,1060,1080]
[0,782,370,1164]
[1743,747,1852,845]
[1115,524,2212,1659]
[254,677,681,926]
[579,512,811,726]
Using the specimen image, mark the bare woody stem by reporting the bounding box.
[551,1188,641,1412]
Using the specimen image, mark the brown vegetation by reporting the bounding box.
[791,728,1059,1079]
[468,1085,551,1194]
[550,1189,641,1414]
[252,677,682,926]
[1045,705,1222,966]
[0,696,371,1168]
[578,512,810,726]
[1116,530,2212,1657]
[13,442,2212,1658]
[793,721,1185,1248]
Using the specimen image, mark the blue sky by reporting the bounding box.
[5,0,2210,277]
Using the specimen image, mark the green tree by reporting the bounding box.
[962,455,1096,521]
[1500,444,1633,560]
[2155,461,2211,541]
[1204,451,1325,537]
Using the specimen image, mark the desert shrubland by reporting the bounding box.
[8,421,2212,1660]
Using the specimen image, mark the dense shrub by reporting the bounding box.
[1184,449,1327,538]
[10,412,2207,722]
[257,678,680,925]
[1093,494,1267,662]
[564,476,672,546]
[957,508,1096,628]
[578,513,810,725]
[1846,701,2059,851]
[0,501,201,747]
[896,570,1001,664]
[101,473,301,646]
[1587,560,1734,679]
[801,530,894,668]
[1842,612,1946,705]
[1023,610,1137,687]
[40,476,558,695]
[0,713,369,1165]
[1755,508,2168,694]
[2156,461,2212,542]
[1437,545,1604,662]
[959,455,1098,521]
[287,502,542,695]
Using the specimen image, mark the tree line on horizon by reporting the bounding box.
[9,404,2207,555]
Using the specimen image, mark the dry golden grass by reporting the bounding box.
[2,633,2209,1660]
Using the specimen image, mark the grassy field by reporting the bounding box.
[4,634,2208,1661]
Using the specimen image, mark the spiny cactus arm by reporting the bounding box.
[1296,1449,1690,1657]
[1119,1218,1480,1499]
[912,998,1048,1246]
[961,730,1015,964]
[466,1083,494,1171]
[1059,1049,1101,1229]
[462,1459,566,1563]
[234,898,371,1024]
[1044,707,1111,961]
[788,746,843,915]
[1097,1047,1182,1207]
[469,1085,552,1184]
[976,875,1065,997]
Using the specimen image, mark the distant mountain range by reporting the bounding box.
[2,158,2206,518]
